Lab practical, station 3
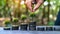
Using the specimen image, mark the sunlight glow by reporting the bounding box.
[21,1,24,5]
[44,1,48,6]
[49,14,53,19]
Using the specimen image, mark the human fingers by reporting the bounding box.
[33,0,44,12]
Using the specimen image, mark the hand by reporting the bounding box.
[25,0,33,12]
[25,0,44,12]
[33,0,44,12]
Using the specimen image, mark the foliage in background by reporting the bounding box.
[0,0,60,26]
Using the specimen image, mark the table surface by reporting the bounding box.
[0,30,60,34]
[0,26,60,34]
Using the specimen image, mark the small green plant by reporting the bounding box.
[13,18,18,25]
[4,20,10,25]
[21,14,27,23]
[29,12,37,21]
[12,18,19,30]
[29,13,36,17]
[21,14,27,21]
[13,18,18,23]
[4,20,11,27]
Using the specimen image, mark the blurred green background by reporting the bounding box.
[0,0,60,26]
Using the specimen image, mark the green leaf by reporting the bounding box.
[21,14,27,20]
[13,18,18,23]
